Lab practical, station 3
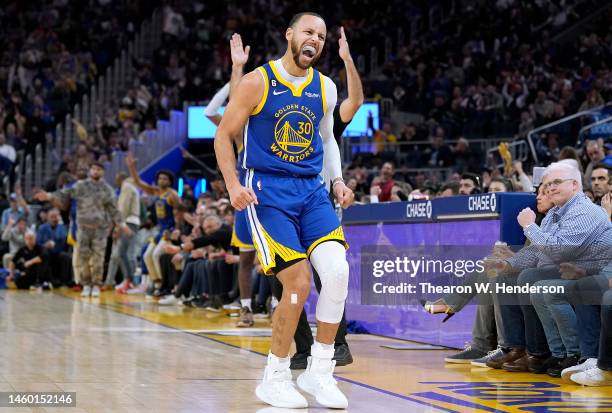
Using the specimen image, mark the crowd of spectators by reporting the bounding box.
[0,0,158,185]
[4,1,607,199]
[106,1,610,191]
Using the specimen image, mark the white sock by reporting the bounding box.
[267,352,290,371]
[240,298,252,311]
[312,340,335,359]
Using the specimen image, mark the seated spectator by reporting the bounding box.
[584,140,605,186]
[531,259,611,377]
[180,215,233,311]
[590,164,610,205]
[36,208,71,286]
[438,182,460,197]
[488,178,513,193]
[369,162,395,202]
[459,173,482,195]
[1,192,29,231]
[2,216,27,268]
[563,281,612,386]
[427,130,453,167]
[7,231,46,290]
[487,162,612,373]
[390,182,412,202]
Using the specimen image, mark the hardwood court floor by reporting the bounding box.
[0,289,610,413]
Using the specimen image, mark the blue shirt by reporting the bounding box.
[509,192,612,274]
[242,61,326,176]
[1,207,26,231]
[37,223,68,254]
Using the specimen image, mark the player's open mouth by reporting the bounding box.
[302,45,316,58]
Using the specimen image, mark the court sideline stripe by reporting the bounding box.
[54,293,447,411]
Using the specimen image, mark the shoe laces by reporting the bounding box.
[486,347,503,357]
[310,359,338,388]
[266,368,295,392]
[583,359,600,371]
[462,343,472,351]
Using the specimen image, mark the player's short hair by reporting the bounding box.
[155,170,175,186]
[288,12,324,28]
[91,161,105,169]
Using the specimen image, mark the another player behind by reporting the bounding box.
[206,33,258,328]
[215,12,353,409]
[126,154,181,297]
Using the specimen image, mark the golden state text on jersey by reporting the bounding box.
[242,60,327,176]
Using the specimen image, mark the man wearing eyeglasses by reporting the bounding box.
[485,162,612,374]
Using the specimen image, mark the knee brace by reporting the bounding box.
[310,241,349,323]
[315,258,349,324]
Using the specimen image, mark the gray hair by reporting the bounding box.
[543,161,583,190]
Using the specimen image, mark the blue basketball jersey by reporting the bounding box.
[242,60,328,176]
[154,190,175,231]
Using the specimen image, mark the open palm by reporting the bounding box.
[338,27,351,61]
[230,33,250,66]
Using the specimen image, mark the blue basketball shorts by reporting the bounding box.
[231,208,255,250]
[243,169,347,275]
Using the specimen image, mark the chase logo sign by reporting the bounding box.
[406,201,432,219]
[468,193,496,213]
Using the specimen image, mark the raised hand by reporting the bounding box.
[338,27,352,62]
[230,33,250,67]
[517,207,536,229]
[125,152,136,170]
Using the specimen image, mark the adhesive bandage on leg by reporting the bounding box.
[310,241,349,323]
[291,293,298,304]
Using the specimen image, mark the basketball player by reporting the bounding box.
[206,33,258,328]
[126,154,180,296]
[215,12,352,409]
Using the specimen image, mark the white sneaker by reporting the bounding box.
[91,286,100,298]
[222,300,241,310]
[256,357,308,408]
[127,283,148,295]
[81,285,92,297]
[158,295,181,306]
[297,346,348,409]
[561,358,598,383]
[571,366,612,386]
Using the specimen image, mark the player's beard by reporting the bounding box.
[291,38,320,70]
